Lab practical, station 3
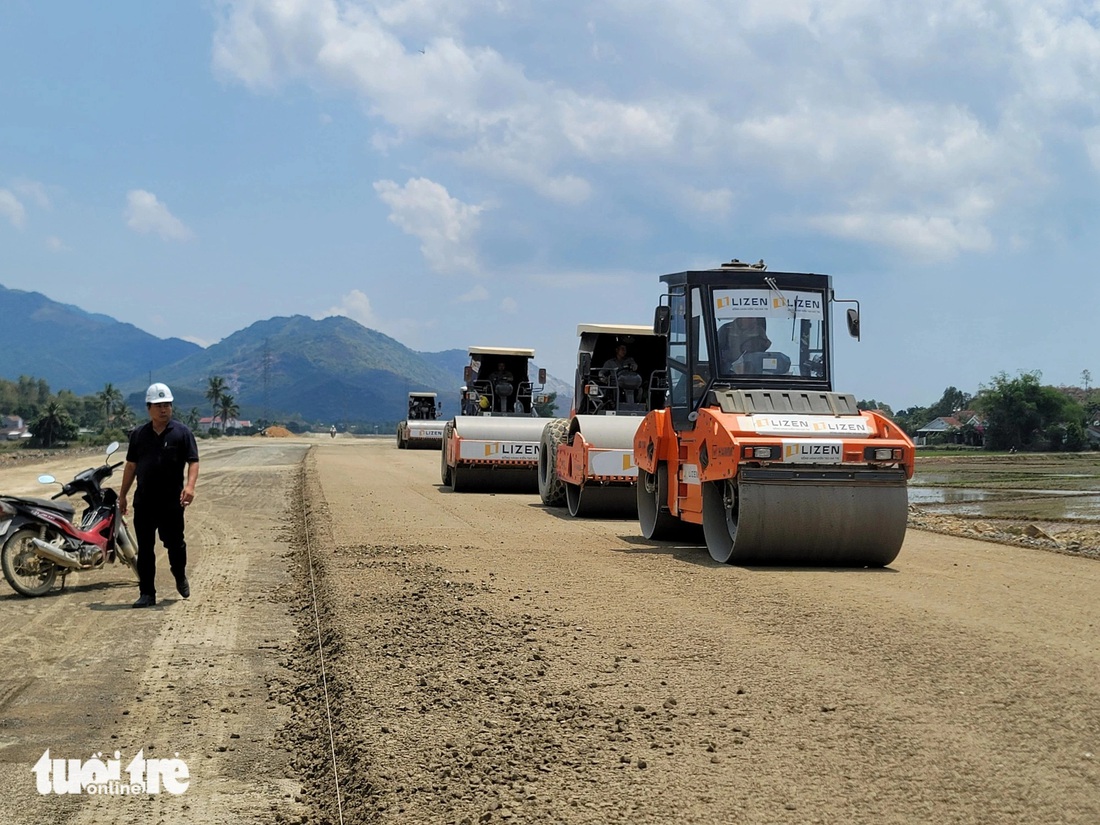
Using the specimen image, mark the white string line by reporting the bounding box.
[301,463,345,825]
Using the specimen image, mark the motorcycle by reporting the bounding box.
[0,441,139,597]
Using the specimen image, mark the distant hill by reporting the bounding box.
[147,315,463,423]
[0,283,201,395]
[0,284,571,423]
[418,349,471,380]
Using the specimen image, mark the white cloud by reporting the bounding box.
[319,288,440,345]
[807,211,994,260]
[669,185,735,219]
[457,284,489,302]
[319,289,377,327]
[528,269,635,289]
[0,190,25,229]
[0,179,53,230]
[211,1,690,202]
[373,177,484,272]
[211,0,1100,258]
[500,296,517,313]
[124,190,194,241]
[13,179,51,209]
[1086,126,1100,172]
[45,236,65,251]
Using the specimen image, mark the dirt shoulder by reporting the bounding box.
[0,439,313,825]
[297,438,1100,824]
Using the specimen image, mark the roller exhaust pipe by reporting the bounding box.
[31,538,82,569]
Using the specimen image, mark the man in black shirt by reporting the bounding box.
[119,383,200,608]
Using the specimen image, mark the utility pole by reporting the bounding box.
[262,338,272,424]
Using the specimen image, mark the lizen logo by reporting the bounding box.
[483,443,539,457]
[783,441,842,462]
[33,749,190,796]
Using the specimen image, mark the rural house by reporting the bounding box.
[198,415,252,434]
[915,410,985,446]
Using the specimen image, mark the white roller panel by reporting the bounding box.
[406,421,445,441]
[588,449,638,478]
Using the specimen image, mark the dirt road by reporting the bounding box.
[1,437,1098,824]
[0,440,312,825]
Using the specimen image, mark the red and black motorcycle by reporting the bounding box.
[0,441,138,597]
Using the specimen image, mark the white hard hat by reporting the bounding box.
[145,382,174,404]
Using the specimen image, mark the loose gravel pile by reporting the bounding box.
[908,506,1100,559]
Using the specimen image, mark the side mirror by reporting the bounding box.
[106,440,120,458]
[38,474,56,485]
[538,367,546,384]
[846,308,860,340]
[578,352,592,376]
[463,365,473,383]
[654,305,670,336]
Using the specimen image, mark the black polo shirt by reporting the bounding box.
[126,419,199,506]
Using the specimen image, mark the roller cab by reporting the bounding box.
[396,392,443,449]
[441,347,549,493]
[539,324,666,517]
[633,259,915,566]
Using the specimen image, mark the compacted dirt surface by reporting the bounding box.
[1,436,1098,824]
[0,440,312,824]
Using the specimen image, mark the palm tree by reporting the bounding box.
[96,383,125,431]
[32,401,77,448]
[186,407,201,429]
[205,376,227,429]
[217,394,239,434]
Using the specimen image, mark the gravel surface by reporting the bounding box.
[1,437,1097,825]
[291,439,1100,825]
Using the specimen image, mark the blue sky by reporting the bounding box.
[2,0,1098,410]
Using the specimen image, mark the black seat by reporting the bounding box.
[492,380,514,412]
[20,497,76,517]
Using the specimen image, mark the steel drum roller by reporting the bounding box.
[446,416,546,493]
[703,468,909,566]
[450,417,549,442]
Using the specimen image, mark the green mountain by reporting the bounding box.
[145,315,463,423]
[0,283,201,395]
[0,284,567,423]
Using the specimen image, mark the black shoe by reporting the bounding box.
[175,575,190,599]
[133,594,156,608]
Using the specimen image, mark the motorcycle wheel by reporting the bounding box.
[1,527,59,597]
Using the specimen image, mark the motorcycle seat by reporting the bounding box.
[20,497,76,517]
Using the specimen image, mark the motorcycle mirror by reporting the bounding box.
[38,474,56,485]
[106,440,120,457]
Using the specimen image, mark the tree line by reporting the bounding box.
[859,370,1099,451]
[0,373,250,448]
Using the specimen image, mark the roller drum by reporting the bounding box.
[703,468,908,567]
[570,415,638,449]
[446,416,544,493]
[450,417,548,442]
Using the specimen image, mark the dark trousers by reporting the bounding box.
[133,499,187,596]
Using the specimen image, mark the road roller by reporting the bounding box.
[440,347,549,493]
[539,324,666,517]
[633,259,915,566]
[396,392,444,449]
